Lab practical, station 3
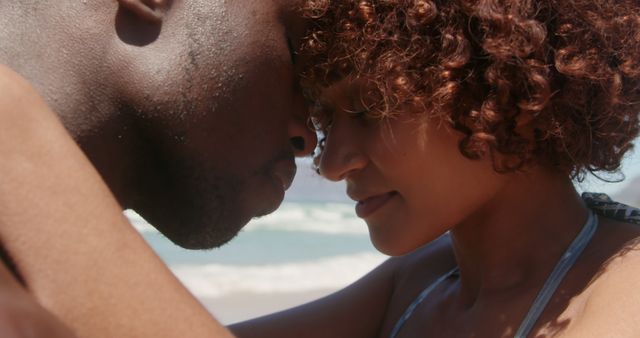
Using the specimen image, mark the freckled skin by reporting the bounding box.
[0,0,317,249]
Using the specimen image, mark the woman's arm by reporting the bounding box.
[230,234,457,338]
[229,257,398,338]
[0,65,233,338]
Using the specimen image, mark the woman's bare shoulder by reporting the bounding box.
[561,219,640,337]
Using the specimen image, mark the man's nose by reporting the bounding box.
[288,114,318,157]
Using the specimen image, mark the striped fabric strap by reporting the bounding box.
[514,210,598,338]
[582,192,640,225]
[389,192,635,338]
[389,267,459,338]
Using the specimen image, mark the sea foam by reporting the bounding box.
[125,201,368,236]
[171,252,388,298]
[246,202,366,235]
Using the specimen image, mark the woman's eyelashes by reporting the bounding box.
[349,110,367,119]
[346,109,371,126]
[347,90,373,123]
[310,109,333,131]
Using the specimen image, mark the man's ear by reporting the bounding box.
[115,0,172,46]
[117,0,169,23]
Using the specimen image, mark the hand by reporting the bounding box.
[0,261,76,338]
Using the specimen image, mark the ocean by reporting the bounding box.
[127,155,640,323]
[127,202,387,300]
[126,160,389,322]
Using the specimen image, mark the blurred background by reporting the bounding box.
[129,147,640,324]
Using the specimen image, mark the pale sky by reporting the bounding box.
[299,138,640,198]
[578,142,640,196]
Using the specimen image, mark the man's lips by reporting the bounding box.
[272,159,297,191]
[255,159,296,217]
[354,191,398,218]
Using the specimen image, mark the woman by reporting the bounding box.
[230,0,640,337]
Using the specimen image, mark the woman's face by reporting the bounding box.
[318,79,509,256]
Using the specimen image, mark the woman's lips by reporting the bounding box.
[355,192,398,218]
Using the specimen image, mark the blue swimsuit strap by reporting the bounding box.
[582,192,640,225]
[389,267,459,338]
[389,210,598,338]
[514,210,597,337]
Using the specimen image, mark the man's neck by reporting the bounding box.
[0,3,136,209]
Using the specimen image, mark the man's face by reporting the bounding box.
[117,0,315,249]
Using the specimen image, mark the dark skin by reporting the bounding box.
[0,0,317,336]
[0,54,233,338]
[2,0,636,337]
[0,0,317,249]
[228,80,640,338]
[229,217,640,338]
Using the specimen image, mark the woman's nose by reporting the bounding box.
[318,122,367,182]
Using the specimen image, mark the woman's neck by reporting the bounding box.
[449,168,589,307]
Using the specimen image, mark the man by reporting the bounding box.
[0,0,316,336]
[1,0,316,249]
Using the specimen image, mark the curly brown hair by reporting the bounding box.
[299,0,640,179]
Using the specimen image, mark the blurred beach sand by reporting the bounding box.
[134,157,640,327]
[202,289,335,324]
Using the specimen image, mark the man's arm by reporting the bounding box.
[230,257,398,338]
[0,64,233,338]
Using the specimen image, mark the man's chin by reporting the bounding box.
[142,184,286,249]
[158,219,244,250]
[253,198,283,218]
[145,207,244,250]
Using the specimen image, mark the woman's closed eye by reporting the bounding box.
[310,109,333,132]
[346,109,371,126]
[348,110,367,119]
